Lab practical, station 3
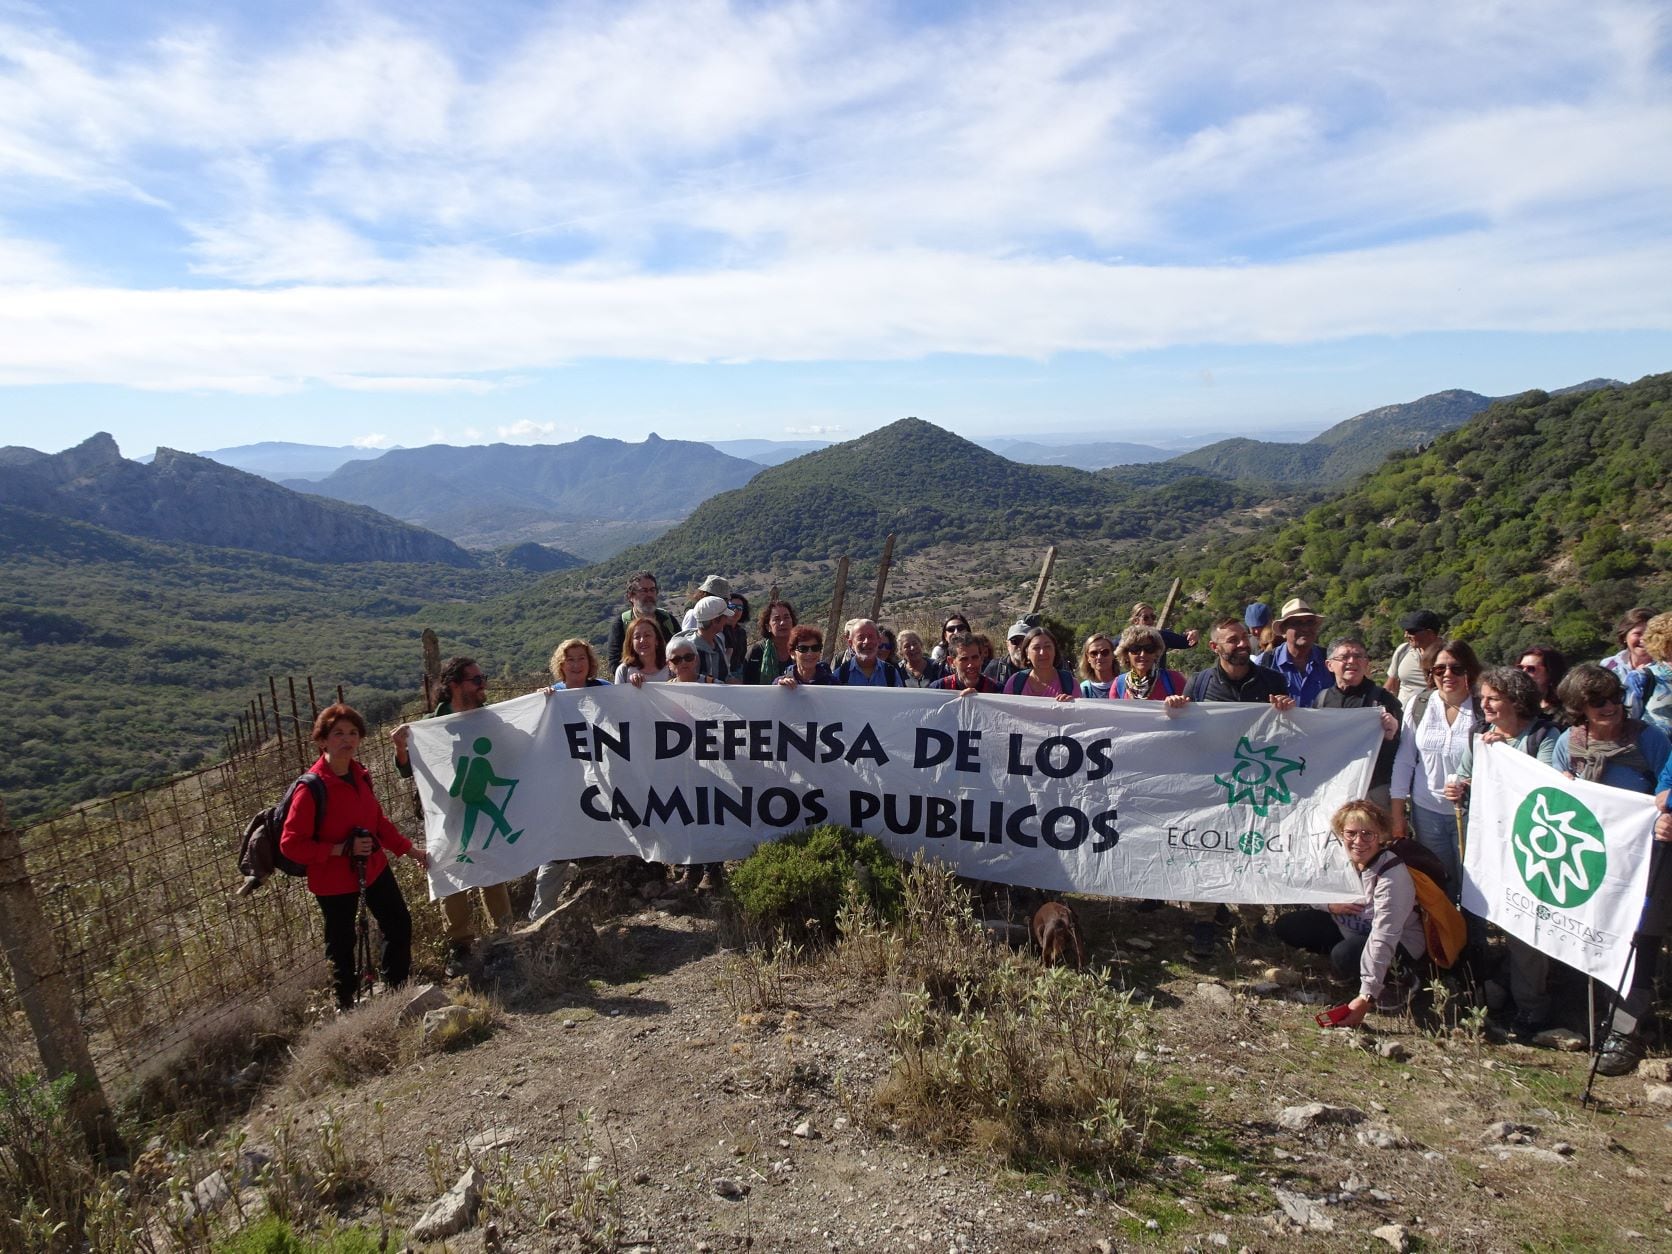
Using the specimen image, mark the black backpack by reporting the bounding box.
[236,772,326,896]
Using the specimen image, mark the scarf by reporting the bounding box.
[1567,719,1653,785]
[1124,670,1156,699]
[755,638,783,685]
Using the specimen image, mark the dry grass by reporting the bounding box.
[283,989,501,1097]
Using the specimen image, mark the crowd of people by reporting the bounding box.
[297,566,1672,1076]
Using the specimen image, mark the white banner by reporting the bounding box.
[1462,742,1656,991]
[407,686,1383,904]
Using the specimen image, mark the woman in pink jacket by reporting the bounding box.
[280,703,429,1009]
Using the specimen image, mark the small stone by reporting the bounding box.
[562,1019,577,1029]
[1273,1187,1334,1232]
[463,1129,521,1155]
[1208,1236,1230,1249]
[398,983,453,1023]
[1645,1084,1672,1107]
[1375,1040,1410,1061]
[1278,1102,1364,1131]
[1264,965,1302,987]
[633,1170,651,1185]
[1355,1125,1411,1150]
[1533,1027,1587,1052]
[1422,1151,1445,1163]
[1482,1120,1537,1144]
[411,1166,485,1241]
[1248,981,1282,997]
[1196,982,1234,1006]
[833,1116,851,1131]
[793,1120,815,1139]
[1551,1142,1575,1157]
[1500,1145,1572,1166]
[1371,1223,1411,1252]
[713,1177,748,1200]
[583,1155,605,1172]
[421,1004,477,1041]
[1636,1057,1672,1082]
[1124,937,1153,951]
[188,1170,231,1217]
[1145,1219,1160,1231]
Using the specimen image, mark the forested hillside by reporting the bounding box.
[0,507,542,820]
[1063,376,1672,662]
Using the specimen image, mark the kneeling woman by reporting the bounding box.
[281,704,429,1010]
[1274,800,1425,1027]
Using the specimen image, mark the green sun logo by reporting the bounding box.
[1213,737,1305,817]
[1512,787,1608,909]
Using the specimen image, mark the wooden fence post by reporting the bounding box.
[1157,578,1183,632]
[306,677,320,723]
[268,677,285,754]
[825,556,850,664]
[1027,545,1058,616]
[0,797,122,1158]
[422,629,442,693]
[287,677,305,767]
[869,532,896,623]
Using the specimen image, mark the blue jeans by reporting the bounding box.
[1409,803,1461,903]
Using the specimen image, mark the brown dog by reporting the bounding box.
[1031,901,1086,971]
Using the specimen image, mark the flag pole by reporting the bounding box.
[1582,844,1671,1107]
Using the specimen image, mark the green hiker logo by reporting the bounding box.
[447,736,523,863]
[1512,787,1607,909]
[1238,830,1267,855]
[1213,737,1305,817]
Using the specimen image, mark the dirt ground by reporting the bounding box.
[240,888,1672,1253]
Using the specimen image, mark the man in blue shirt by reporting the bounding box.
[1264,597,1332,709]
[834,619,903,686]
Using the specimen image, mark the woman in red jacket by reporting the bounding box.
[280,703,430,1009]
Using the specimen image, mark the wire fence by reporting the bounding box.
[0,674,538,1093]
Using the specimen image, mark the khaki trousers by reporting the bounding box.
[440,882,514,943]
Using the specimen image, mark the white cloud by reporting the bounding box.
[784,424,843,435]
[497,419,558,440]
[350,433,394,448]
[0,0,1667,383]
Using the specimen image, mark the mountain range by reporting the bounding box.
[287,434,766,550]
[0,433,476,566]
[1168,379,1623,485]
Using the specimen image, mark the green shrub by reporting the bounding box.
[729,823,903,939]
[219,1215,390,1253]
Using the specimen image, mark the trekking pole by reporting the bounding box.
[1582,845,1672,1106]
[353,853,374,1004]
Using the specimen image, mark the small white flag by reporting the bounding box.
[1463,741,1657,992]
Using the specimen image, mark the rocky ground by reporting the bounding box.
[201,878,1672,1253]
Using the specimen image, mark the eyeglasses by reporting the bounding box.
[1339,828,1381,843]
[1127,643,1159,655]
[794,643,822,654]
[461,674,486,686]
[1330,652,1367,663]
[669,654,698,664]
[1087,648,1113,658]
[1430,662,1467,676]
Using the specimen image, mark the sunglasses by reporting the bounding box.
[794,643,822,653]
[1087,648,1113,658]
[878,643,894,652]
[1127,643,1159,655]
[945,622,967,632]
[1430,662,1468,676]
[1586,696,1620,709]
[669,654,698,664]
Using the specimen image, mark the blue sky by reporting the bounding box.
[1,0,1669,456]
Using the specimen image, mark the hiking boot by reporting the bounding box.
[698,867,723,892]
[444,942,471,978]
[1509,1010,1549,1041]
[1595,1031,1645,1076]
[1189,922,1218,959]
[672,868,699,892]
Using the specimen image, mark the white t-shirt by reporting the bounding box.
[614,663,671,684]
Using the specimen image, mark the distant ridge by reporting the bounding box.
[0,433,475,566]
[146,440,399,481]
[293,434,765,547]
[1166,380,1623,485]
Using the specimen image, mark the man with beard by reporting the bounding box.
[1182,619,1294,956]
[1263,597,1331,708]
[606,572,682,672]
